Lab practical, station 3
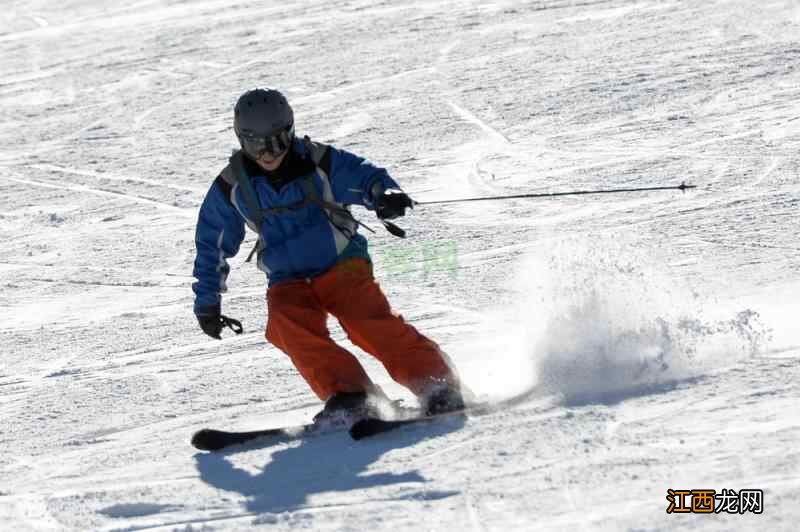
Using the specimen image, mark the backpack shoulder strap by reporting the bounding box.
[298,174,319,203]
[225,150,265,231]
[219,161,237,187]
[302,136,332,176]
[299,137,372,239]
[301,136,341,209]
[226,150,267,263]
[298,136,329,206]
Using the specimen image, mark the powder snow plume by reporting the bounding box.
[462,235,771,405]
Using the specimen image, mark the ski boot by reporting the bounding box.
[313,391,376,427]
[422,385,466,416]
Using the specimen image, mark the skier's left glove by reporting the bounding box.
[376,189,414,220]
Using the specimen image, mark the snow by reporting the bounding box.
[1,0,798,530]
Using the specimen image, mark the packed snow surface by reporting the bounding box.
[1,0,798,530]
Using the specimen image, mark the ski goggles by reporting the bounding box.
[238,124,294,158]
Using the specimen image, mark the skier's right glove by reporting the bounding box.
[197,312,243,340]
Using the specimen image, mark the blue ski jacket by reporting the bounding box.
[192,137,400,317]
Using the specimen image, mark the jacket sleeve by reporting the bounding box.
[325,146,401,209]
[192,177,246,316]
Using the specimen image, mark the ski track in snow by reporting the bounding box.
[2,173,192,215]
[2,0,799,530]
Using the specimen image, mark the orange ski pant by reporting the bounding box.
[265,258,458,400]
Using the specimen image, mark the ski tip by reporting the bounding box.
[191,428,221,451]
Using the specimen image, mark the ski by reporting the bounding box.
[350,384,545,440]
[192,385,544,450]
[191,422,329,451]
[349,408,466,440]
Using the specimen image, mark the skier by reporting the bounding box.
[192,88,464,422]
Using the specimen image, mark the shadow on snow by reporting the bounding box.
[193,417,464,515]
[557,374,709,407]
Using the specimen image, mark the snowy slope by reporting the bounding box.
[1,0,798,530]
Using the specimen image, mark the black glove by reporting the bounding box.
[376,190,414,220]
[197,313,243,340]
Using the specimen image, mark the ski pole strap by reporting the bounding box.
[220,315,243,335]
[307,194,378,234]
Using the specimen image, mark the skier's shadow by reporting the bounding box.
[194,417,464,514]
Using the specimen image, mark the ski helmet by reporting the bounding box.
[233,88,295,159]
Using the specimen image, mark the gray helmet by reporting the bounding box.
[233,88,295,158]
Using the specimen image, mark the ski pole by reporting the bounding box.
[414,182,696,206]
[354,182,696,238]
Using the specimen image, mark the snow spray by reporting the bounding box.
[501,235,770,405]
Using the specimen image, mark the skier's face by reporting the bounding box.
[255,148,288,171]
